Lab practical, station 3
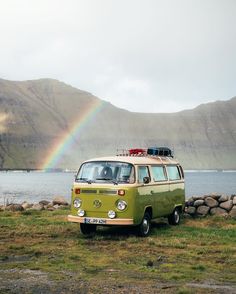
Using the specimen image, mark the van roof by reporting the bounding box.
[84,156,179,165]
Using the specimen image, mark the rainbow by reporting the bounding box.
[41,99,106,170]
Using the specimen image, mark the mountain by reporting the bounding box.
[0,78,236,170]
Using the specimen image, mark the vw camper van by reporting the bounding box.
[68,147,185,236]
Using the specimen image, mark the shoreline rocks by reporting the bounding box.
[185,194,236,218]
[0,196,69,212]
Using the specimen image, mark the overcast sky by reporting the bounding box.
[0,0,236,113]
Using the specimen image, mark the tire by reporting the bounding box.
[168,208,181,225]
[137,212,151,237]
[80,223,97,235]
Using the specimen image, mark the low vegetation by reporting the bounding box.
[0,208,236,293]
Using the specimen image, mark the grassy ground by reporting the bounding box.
[0,208,236,294]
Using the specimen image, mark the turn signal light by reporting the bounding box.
[75,188,81,194]
[118,189,125,196]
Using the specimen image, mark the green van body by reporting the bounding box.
[68,155,185,232]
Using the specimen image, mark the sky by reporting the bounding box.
[0,0,236,113]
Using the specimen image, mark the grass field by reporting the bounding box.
[0,208,236,293]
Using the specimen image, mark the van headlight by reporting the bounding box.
[73,198,82,208]
[117,200,127,211]
[108,210,116,219]
[78,209,85,217]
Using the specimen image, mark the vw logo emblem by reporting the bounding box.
[93,200,101,208]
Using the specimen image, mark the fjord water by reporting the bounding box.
[0,171,236,205]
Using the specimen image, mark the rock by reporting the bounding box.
[0,205,5,211]
[186,197,194,207]
[196,205,210,216]
[6,204,24,212]
[207,193,222,200]
[47,207,55,211]
[232,196,236,205]
[53,204,60,209]
[193,195,204,200]
[219,200,233,211]
[46,203,54,208]
[193,200,204,207]
[21,202,32,210]
[31,203,44,211]
[218,195,229,202]
[229,206,236,218]
[210,207,228,216]
[39,200,50,206]
[204,197,218,208]
[185,206,196,215]
[52,196,68,206]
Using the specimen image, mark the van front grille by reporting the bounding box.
[99,190,117,195]
[81,189,97,194]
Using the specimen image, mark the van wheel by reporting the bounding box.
[137,213,151,237]
[168,208,180,225]
[80,223,97,235]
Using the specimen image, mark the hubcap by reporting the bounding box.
[174,211,179,223]
[143,218,149,234]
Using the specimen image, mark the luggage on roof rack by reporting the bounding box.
[129,148,146,156]
[147,147,173,157]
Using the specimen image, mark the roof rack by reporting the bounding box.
[116,147,174,158]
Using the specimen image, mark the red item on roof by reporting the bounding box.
[129,149,146,155]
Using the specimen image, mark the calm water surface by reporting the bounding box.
[0,171,236,204]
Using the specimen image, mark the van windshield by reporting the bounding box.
[76,161,135,184]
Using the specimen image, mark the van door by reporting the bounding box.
[166,165,184,213]
[136,166,152,219]
[149,165,170,217]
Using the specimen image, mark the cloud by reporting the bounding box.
[0,0,236,112]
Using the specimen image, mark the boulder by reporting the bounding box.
[210,207,228,216]
[204,197,218,208]
[232,196,236,205]
[31,203,44,211]
[39,200,50,206]
[53,204,60,209]
[218,195,229,202]
[186,197,194,207]
[46,203,54,208]
[21,202,32,210]
[207,194,222,200]
[0,205,5,211]
[194,200,204,207]
[229,206,236,218]
[193,195,204,200]
[52,196,68,206]
[219,200,233,211]
[196,205,210,216]
[185,206,196,215]
[6,204,24,212]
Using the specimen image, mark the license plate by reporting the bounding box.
[84,218,106,225]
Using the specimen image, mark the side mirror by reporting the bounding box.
[143,177,150,184]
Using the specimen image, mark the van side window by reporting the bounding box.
[167,166,181,180]
[138,166,150,183]
[151,166,167,181]
[178,165,184,179]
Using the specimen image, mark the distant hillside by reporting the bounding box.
[0,78,236,169]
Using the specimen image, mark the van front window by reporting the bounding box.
[76,161,135,184]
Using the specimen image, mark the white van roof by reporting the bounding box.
[84,155,179,165]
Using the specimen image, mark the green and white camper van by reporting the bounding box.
[68,147,185,236]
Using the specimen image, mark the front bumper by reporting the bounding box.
[68,215,134,225]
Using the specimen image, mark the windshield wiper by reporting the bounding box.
[76,178,94,184]
[95,177,118,185]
